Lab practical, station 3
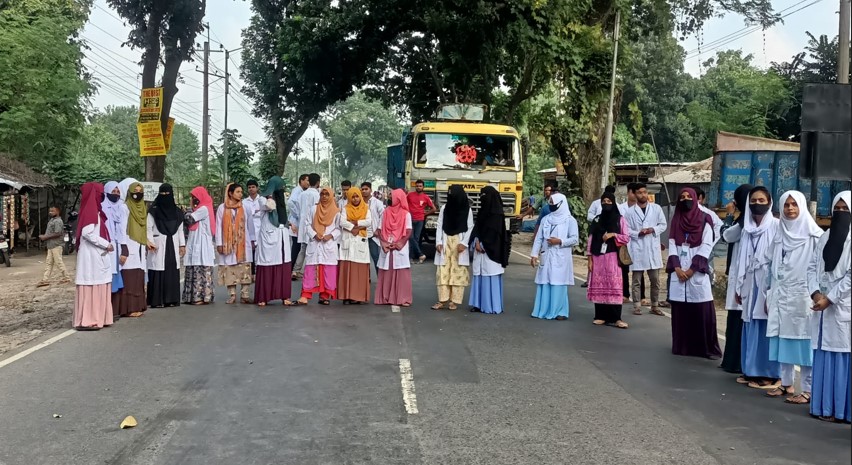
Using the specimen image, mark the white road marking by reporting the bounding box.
[0,329,76,370]
[398,358,419,414]
[391,305,401,313]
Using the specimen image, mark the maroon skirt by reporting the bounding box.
[254,262,292,304]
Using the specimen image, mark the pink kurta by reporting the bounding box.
[586,217,630,305]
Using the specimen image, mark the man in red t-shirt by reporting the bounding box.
[407,180,436,263]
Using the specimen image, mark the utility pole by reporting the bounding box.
[600,11,621,191]
[840,0,851,84]
[201,33,210,184]
[223,49,230,184]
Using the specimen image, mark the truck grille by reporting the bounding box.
[435,191,516,215]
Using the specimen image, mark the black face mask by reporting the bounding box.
[679,200,694,212]
[751,204,770,216]
[831,210,851,230]
[106,193,120,203]
[131,193,144,202]
[192,198,200,207]
[551,201,561,211]
[602,204,614,212]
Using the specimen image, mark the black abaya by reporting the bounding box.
[720,309,743,373]
[147,235,181,307]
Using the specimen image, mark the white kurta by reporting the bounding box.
[76,221,113,286]
[625,203,667,271]
[807,232,851,352]
[377,213,413,270]
[304,208,341,266]
[530,216,579,286]
[184,207,216,267]
[242,195,263,243]
[287,187,303,229]
[766,234,820,339]
[340,210,373,264]
[215,204,255,266]
[145,214,186,271]
[297,188,320,244]
[723,223,743,310]
[736,218,779,323]
[667,223,714,303]
[699,204,723,245]
[254,206,292,266]
[433,206,474,267]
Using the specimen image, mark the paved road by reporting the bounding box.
[0,252,849,465]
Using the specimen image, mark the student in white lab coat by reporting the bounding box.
[216,183,255,304]
[296,186,341,305]
[101,180,128,319]
[146,184,186,308]
[374,189,414,307]
[338,188,372,304]
[432,185,474,310]
[469,186,510,314]
[719,183,753,374]
[735,186,781,389]
[530,193,579,320]
[624,182,667,316]
[73,183,114,330]
[292,173,321,279]
[116,179,148,317]
[807,190,851,423]
[182,186,216,305]
[253,176,293,306]
[361,182,386,276]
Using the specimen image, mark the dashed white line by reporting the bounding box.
[398,358,419,414]
[0,329,76,370]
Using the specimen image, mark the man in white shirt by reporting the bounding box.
[360,182,385,277]
[338,180,352,211]
[243,179,264,277]
[292,173,321,279]
[288,174,309,277]
[624,182,667,316]
[586,185,615,222]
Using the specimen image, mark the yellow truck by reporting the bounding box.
[386,105,524,247]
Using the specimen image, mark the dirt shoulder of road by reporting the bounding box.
[0,252,75,355]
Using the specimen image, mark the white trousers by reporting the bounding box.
[781,363,812,393]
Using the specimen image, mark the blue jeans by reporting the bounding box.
[410,220,425,258]
[368,238,380,276]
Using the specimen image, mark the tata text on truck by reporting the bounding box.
[386,104,524,247]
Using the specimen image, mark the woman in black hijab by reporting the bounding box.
[587,192,631,328]
[432,185,474,310]
[719,183,753,374]
[147,183,186,308]
[468,186,509,314]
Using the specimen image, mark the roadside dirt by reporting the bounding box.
[0,252,75,355]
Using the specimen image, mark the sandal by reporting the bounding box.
[748,379,781,390]
[286,300,307,306]
[241,298,252,304]
[226,296,237,305]
[448,303,458,311]
[593,319,605,325]
[431,302,446,310]
[650,308,665,316]
[470,307,481,313]
[128,312,145,317]
[614,320,629,329]
[659,301,671,308]
[785,392,811,404]
[633,308,642,315]
[766,386,794,397]
[258,302,266,307]
[736,376,751,385]
[818,415,841,423]
[319,300,330,305]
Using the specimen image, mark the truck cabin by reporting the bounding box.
[414,132,521,171]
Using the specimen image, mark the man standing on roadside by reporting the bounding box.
[338,180,352,210]
[360,182,385,276]
[407,180,436,264]
[288,174,309,279]
[38,205,70,287]
[243,179,264,278]
[624,182,667,316]
[293,173,321,279]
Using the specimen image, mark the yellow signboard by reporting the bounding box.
[137,87,163,123]
[137,121,167,157]
[164,117,175,153]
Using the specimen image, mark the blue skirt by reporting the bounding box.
[741,319,781,378]
[768,337,813,367]
[532,284,569,320]
[469,275,503,314]
[810,349,851,422]
[110,252,124,294]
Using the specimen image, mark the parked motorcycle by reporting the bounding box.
[0,232,10,267]
[63,210,78,255]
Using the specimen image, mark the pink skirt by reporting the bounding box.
[375,255,413,306]
[302,264,338,299]
[73,284,114,329]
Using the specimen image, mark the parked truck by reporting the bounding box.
[386,104,524,247]
[707,131,851,226]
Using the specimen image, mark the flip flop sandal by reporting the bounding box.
[633,309,643,315]
[766,386,793,397]
[258,302,267,307]
[286,301,308,306]
[785,392,811,404]
[650,308,665,316]
[615,321,629,329]
[431,302,446,310]
[749,380,781,390]
[736,376,751,385]
[448,303,458,311]
[319,300,330,305]
[241,298,253,304]
[226,296,237,304]
[593,320,606,325]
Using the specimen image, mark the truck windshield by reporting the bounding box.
[414,133,520,171]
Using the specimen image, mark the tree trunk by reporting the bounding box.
[274,118,312,175]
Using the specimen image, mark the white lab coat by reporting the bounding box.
[625,203,667,271]
[667,223,714,303]
[433,206,474,267]
[723,223,743,310]
[766,234,820,340]
[377,213,413,270]
[146,214,186,271]
[297,188,320,244]
[75,221,113,286]
[367,196,385,241]
[215,204,255,266]
[122,237,147,271]
[699,204,723,246]
[106,204,129,275]
[471,238,504,277]
[304,208,341,266]
[254,204,292,266]
[587,199,602,222]
[530,216,579,286]
[340,210,373,264]
[287,187,303,228]
[242,195,263,242]
[736,218,779,323]
[807,231,851,352]
[184,207,215,267]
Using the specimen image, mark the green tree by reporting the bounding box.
[255,141,280,182]
[212,129,255,187]
[317,92,403,184]
[0,0,92,167]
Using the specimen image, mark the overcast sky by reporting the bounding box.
[82,0,840,153]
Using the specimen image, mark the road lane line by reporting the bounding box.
[0,329,76,369]
[398,358,419,414]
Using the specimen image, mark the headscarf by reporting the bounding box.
[189,186,216,235]
[345,188,369,237]
[733,183,753,227]
[312,186,340,237]
[670,187,713,247]
[442,185,470,236]
[76,182,109,250]
[589,192,621,256]
[737,186,778,275]
[260,177,287,228]
[776,190,822,250]
[124,181,147,245]
[543,192,572,226]
[101,181,126,243]
[222,183,247,262]
[148,183,183,236]
[118,178,138,202]
[824,190,851,272]
[380,189,410,242]
[471,186,508,267]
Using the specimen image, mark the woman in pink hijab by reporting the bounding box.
[374,189,414,306]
